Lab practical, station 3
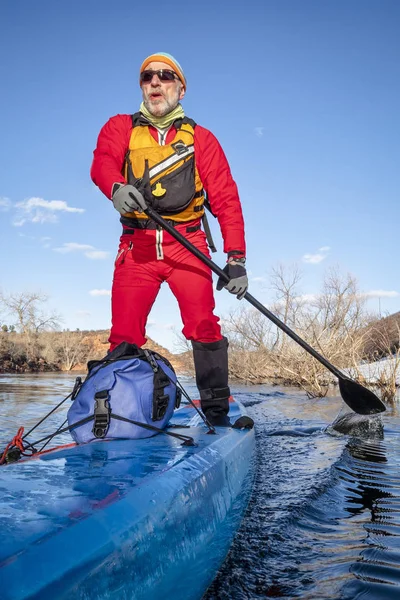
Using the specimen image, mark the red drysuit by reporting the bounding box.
[91,114,246,349]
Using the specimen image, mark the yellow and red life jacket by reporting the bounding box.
[123,114,205,223]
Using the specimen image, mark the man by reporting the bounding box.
[91,52,248,426]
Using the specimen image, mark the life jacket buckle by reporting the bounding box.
[172,141,189,156]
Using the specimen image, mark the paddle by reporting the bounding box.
[143,206,386,415]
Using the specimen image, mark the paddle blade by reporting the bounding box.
[338,378,386,415]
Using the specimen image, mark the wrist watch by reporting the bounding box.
[228,256,246,265]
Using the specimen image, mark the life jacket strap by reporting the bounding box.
[121,221,201,233]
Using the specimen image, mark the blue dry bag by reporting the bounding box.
[67,342,180,444]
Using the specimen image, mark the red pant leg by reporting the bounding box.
[165,230,222,343]
[109,236,162,350]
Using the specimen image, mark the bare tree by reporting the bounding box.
[54,331,90,371]
[224,264,375,397]
[0,291,61,360]
[360,322,400,403]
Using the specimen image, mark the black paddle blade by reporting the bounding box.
[338,377,386,415]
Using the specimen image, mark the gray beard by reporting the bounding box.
[143,90,180,117]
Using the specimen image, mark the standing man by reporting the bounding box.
[91,52,248,426]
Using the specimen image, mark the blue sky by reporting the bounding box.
[1,0,399,351]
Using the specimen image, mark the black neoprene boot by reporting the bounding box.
[191,337,231,427]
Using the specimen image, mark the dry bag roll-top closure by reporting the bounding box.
[67,342,180,444]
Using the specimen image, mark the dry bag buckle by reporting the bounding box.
[175,388,182,409]
[93,391,111,438]
[144,349,158,372]
[71,376,82,400]
[153,394,169,421]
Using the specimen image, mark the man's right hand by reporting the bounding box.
[111,183,148,215]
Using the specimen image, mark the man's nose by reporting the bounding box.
[150,74,161,85]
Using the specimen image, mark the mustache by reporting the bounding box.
[148,88,163,96]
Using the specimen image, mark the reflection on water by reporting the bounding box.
[205,388,400,600]
[1,374,400,599]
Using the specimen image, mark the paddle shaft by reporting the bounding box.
[144,207,345,381]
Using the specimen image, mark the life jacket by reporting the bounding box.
[123,113,205,223]
[67,342,180,444]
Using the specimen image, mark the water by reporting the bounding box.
[1,373,400,599]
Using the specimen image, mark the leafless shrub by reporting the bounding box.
[0,291,61,361]
[362,323,400,403]
[223,265,376,397]
[40,331,91,371]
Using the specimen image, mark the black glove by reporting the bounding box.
[111,183,147,215]
[216,258,248,300]
[127,159,154,206]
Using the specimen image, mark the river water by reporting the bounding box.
[1,373,399,599]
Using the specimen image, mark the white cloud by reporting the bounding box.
[56,243,93,253]
[145,320,175,330]
[302,246,330,264]
[54,242,109,260]
[13,197,85,226]
[297,293,319,303]
[75,310,91,318]
[274,293,318,308]
[0,197,11,211]
[302,253,325,264]
[40,236,52,249]
[85,250,109,260]
[254,127,264,137]
[363,290,399,299]
[89,289,111,297]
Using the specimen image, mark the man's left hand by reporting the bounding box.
[216,259,248,300]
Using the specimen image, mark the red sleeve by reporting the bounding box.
[194,125,246,256]
[90,114,133,199]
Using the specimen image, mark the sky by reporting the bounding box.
[0,0,399,352]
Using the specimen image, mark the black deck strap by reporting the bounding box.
[166,376,216,434]
[232,416,255,430]
[111,414,195,446]
[15,415,96,457]
[21,390,74,440]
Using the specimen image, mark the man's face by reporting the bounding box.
[141,61,185,117]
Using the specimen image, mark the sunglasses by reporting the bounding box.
[140,69,178,83]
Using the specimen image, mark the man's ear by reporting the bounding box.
[179,87,186,101]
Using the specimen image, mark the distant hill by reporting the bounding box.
[0,329,189,374]
[74,329,187,373]
[363,311,400,358]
